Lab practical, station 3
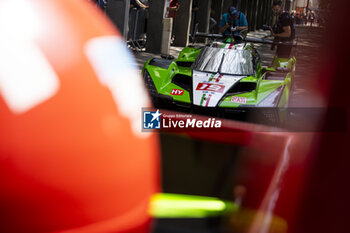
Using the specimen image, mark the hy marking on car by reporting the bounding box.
[170,89,184,96]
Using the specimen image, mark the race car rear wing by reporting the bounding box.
[195,32,224,40]
[194,32,297,47]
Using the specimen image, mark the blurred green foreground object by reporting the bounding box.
[149,193,239,218]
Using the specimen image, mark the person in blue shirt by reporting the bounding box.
[219,6,248,36]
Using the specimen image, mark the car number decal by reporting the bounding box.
[196,83,225,93]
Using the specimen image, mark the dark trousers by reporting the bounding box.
[277,44,292,58]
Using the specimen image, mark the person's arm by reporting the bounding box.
[135,0,149,9]
[167,6,177,11]
[219,23,230,33]
[236,25,248,31]
[237,13,248,31]
[219,17,229,34]
[272,25,291,38]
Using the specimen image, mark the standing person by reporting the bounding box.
[295,13,301,24]
[309,11,315,27]
[219,6,248,36]
[128,0,149,44]
[291,10,296,24]
[190,0,199,41]
[166,0,179,18]
[270,0,295,58]
[166,0,179,43]
[209,8,217,33]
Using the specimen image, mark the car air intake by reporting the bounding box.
[171,74,192,91]
[149,58,172,69]
[226,82,256,95]
[176,62,193,67]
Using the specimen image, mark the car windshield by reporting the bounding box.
[191,47,254,75]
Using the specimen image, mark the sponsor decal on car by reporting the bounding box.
[170,89,184,96]
[231,96,247,104]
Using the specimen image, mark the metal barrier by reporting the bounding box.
[127,8,147,52]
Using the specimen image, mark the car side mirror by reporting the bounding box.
[161,54,175,60]
[240,28,248,39]
[276,67,291,72]
[261,66,275,73]
[262,25,271,31]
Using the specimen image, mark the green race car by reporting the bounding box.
[142,34,296,118]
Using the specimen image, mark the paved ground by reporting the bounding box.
[132,25,325,108]
[289,25,325,107]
